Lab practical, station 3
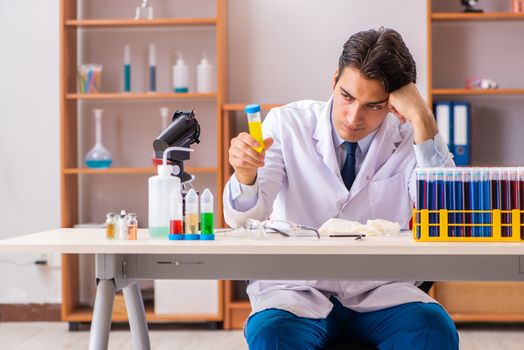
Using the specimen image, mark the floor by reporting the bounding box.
[1,322,524,349]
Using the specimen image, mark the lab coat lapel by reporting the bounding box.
[349,116,402,200]
[312,97,340,177]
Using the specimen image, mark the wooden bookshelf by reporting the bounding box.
[59,0,227,325]
[65,18,217,28]
[428,0,524,324]
[66,92,216,100]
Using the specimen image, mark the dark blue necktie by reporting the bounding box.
[341,142,358,191]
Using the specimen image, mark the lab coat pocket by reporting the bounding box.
[367,172,411,225]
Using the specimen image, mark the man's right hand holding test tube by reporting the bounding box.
[228,132,273,185]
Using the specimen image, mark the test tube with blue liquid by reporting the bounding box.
[427,168,437,237]
[463,168,472,237]
[149,44,156,92]
[479,168,491,237]
[444,168,455,237]
[435,168,446,237]
[124,44,131,92]
[415,168,428,239]
[453,168,464,237]
[470,168,482,237]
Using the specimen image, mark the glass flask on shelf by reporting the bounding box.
[85,108,112,169]
[134,0,154,20]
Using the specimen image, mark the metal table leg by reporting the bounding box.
[123,282,151,350]
[91,254,151,350]
[89,279,116,350]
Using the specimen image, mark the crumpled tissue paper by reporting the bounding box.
[318,218,401,237]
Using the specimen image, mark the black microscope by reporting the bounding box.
[153,110,200,191]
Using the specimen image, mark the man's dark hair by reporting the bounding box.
[336,27,416,93]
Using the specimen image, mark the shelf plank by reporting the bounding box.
[62,305,222,322]
[65,18,217,28]
[66,92,216,101]
[432,88,524,96]
[432,12,524,21]
[450,312,524,323]
[63,167,217,175]
[222,103,282,111]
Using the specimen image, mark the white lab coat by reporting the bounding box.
[223,98,454,318]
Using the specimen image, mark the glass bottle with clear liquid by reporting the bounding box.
[85,109,112,168]
[135,0,153,20]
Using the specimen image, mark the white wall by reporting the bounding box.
[0,0,426,304]
[0,0,61,303]
[228,0,428,103]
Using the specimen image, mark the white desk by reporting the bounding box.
[2,228,524,350]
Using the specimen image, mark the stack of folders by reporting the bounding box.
[433,101,471,166]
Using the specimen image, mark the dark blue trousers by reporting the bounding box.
[245,298,458,350]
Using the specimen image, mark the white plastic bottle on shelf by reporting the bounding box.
[172,53,189,93]
[196,53,213,93]
[148,147,192,239]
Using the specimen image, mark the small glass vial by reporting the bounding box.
[127,213,138,240]
[135,0,153,20]
[105,212,117,240]
[117,210,128,240]
[245,104,264,153]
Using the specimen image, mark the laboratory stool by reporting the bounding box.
[324,282,435,350]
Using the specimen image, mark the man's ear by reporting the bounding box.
[332,69,339,91]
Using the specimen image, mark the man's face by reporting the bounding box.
[331,67,390,142]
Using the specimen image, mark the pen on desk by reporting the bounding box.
[329,234,366,238]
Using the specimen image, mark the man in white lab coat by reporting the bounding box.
[223,28,458,350]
